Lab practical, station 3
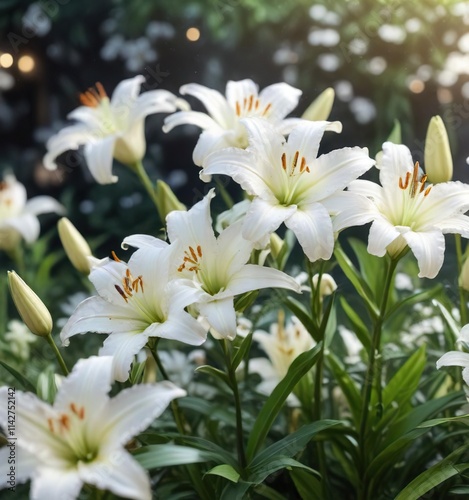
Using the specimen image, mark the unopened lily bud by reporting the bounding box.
[460,253,469,292]
[156,180,186,221]
[269,233,284,260]
[424,116,453,183]
[312,273,337,300]
[301,88,335,121]
[58,217,92,275]
[7,271,52,337]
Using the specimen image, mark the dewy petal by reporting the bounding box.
[403,229,445,279]
[305,147,375,202]
[83,136,118,184]
[110,75,145,110]
[4,214,40,243]
[286,120,342,165]
[31,467,83,500]
[367,218,401,257]
[242,198,297,245]
[100,381,186,447]
[163,110,220,133]
[180,83,233,128]
[53,356,113,415]
[24,196,65,216]
[131,89,178,122]
[44,124,92,170]
[258,82,302,121]
[99,332,150,382]
[60,297,148,347]
[228,264,301,295]
[79,451,151,500]
[436,351,469,370]
[198,297,237,340]
[284,203,335,262]
[121,234,168,250]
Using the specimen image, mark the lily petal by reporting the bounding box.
[83,136,118,184]
[121,234,168,250]
[228,264,301,295]
[367,218,401,257]
[31,468,83,500]
[258,82,303,121]
[198,297,237,340]
[163,110,220,133]
[403,229,445,279]
[44,124,91,170]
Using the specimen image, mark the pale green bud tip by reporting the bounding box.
[269,233,284,260]
[460,255,469,292]
[424,115,453,183]
[156,180,186,220]
[301,87,335,122]
[312,273,337,299]
[7,271,53,337]
[58,217,92,275]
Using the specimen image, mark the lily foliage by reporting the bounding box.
[2,76,469,500]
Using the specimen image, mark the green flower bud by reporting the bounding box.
[269,233,284,260]
[301,88,335,121]
[156,180,186,221]
[58,217,92,275]
[7,271,52,337]
[424,116,453,183]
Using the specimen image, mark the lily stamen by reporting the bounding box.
[79,82,107,108]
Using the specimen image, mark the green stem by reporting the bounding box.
[148,345,187,435]
[45,334,69,375]
[148,343,213,500]
[132,160,162,219]
[222,340,247,470]
[358,257,398,496]
[455,235,468,326]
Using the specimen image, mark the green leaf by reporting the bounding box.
[234,289,259,313]
[248,457,316,484]
[387,119,402,143]
[129,359,146,385]
[36,367,57,404]
[322,295,336,349]
[383,392,463,447]
[0,360,36,392]
[195,365,230,387]
[395,446,469,500]
[232,333,253,371]
[327,354,362,427]
[334,244,379,319]
[246,342,323,461]
[205,464,240,483]
[250,420,340,470]
[290,468,323,500]
[339,296,371,352]
[133,444,212,469]
[385,284,443,320]
[284,296,319,341]
[434,299,460,341]
[348,238,388,305]
[254,484,288,500]
[178,435,239,468]
[382,344,426,410]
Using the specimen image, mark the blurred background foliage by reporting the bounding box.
[1,0,469,321]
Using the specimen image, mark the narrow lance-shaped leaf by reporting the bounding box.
[246,342,323,461]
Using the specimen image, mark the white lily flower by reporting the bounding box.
[163,79,302,166]
[164,190,301,340]
[0,356,186,500]
[437,324,469,386]
[250,314,315,406]
[60,244,207,382]
[44,76,179,184]
[346,142,469,278]
[203,118,375,261]
[0,173,64,251]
